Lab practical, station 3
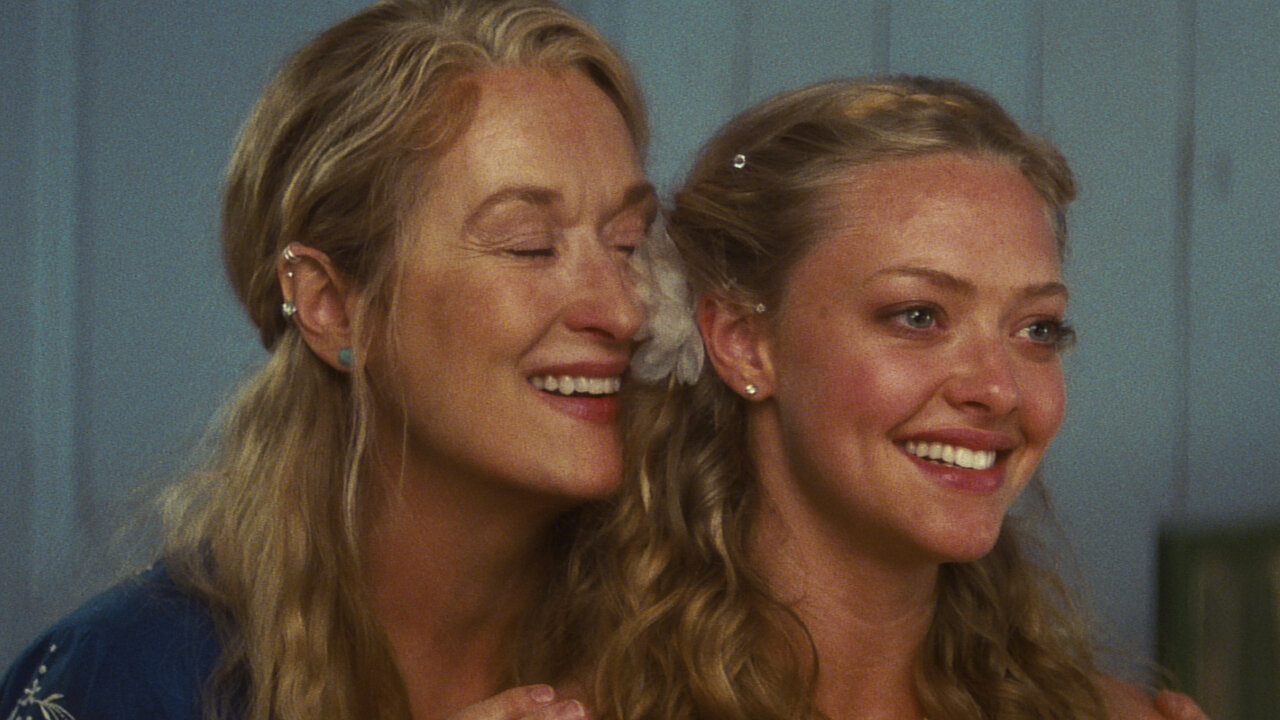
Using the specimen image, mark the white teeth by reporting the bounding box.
[529,374,622,396]
[904,441,996,470]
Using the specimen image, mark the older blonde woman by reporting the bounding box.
[1,2,653,719]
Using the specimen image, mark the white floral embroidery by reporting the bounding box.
[5,643,75,720]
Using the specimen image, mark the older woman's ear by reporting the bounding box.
[278,243,359,371]
[696,292,774,400]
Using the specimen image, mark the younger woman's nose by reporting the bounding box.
[941,335,1021,417]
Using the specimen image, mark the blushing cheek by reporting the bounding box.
[872,347,947,414]
[1028,365,1067,447]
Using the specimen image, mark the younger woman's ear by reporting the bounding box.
[696,292,775,399]
[278,243,358,372]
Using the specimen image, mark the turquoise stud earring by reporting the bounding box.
[337,347,354,367]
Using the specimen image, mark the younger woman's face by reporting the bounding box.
[753,153,1068,565]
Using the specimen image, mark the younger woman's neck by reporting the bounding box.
[751,500,937,720]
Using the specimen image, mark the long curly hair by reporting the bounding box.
[566,76,1108,719]
[157,2,645,718]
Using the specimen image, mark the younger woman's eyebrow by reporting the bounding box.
[1020,281,1069,301]
[863,266,1069,301]
[863,266,973,293]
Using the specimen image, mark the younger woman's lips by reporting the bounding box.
[901,445,1007,494]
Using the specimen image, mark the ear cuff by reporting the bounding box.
[281,244,300,320]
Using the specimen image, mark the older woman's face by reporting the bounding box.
[753,153,1066,565]
[374,68,652,506]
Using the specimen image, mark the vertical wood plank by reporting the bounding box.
[611,1,745,190]
[74,0,360,555]
[0,0,38,668]
[1187,0,1280,522]
[743,0,882,103]
[887,0,1040,123]
[1040,1,1186,660]
[30,0,82,604]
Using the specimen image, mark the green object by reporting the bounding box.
[1158,522,1280,719]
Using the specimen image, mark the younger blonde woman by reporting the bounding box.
[571,76,1207,720]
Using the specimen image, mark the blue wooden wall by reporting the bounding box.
[4,0,1278,677]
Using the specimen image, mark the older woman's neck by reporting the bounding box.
[362,455,565,718]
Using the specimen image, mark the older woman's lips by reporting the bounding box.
[527,362,628,424]
[529,375,623,396]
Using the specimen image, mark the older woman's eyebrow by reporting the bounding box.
[605,182,658,225]
[464,182,656,229]
[463,186,560,228]
[862,266,1069,301]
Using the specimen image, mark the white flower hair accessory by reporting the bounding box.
[629,223,705,384]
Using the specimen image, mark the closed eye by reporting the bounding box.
[506,247,555,259]
[604,217,650,260]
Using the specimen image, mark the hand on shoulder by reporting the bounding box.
[1098,676,1209,720]
[1153,689,1210,720]
[444,684,589,720]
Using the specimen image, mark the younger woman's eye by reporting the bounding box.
[1019,319,1076,350]
[896,306,937,330]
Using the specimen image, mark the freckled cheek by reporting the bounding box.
[1023,366,1067,444]
[398,273,539,358]
[803,344,923,428]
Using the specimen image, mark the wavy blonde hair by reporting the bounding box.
[159,2,644,719]
[567,76,1108,719]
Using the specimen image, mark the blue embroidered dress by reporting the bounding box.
[1,565,222,720]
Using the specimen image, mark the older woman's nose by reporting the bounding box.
[562,250,645,342]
